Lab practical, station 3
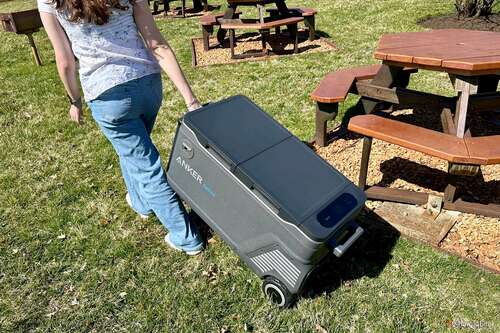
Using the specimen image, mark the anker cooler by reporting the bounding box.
[166,95,366,307]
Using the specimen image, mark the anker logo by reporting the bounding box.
[176,156,203,184]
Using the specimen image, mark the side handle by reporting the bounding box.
[333,225,364,258]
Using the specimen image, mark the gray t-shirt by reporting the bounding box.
[37,0,161,101]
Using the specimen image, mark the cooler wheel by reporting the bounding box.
[262,276,296,308]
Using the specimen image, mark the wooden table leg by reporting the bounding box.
[292,23,298,53]
[360,64,405,114]
[202,25,213,51]
[358,137,373,189]
[257,4,265,24]
[26,33,41,66]
[305,15,315,41]
[275,0,294,32]
[315,102,338,147]
[452,75,478,138]
[260,29,270,56]
[229,29,236,59]
[216,5,237,45]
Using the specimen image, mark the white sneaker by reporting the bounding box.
[164,233,203,256]
[125,193,149,220]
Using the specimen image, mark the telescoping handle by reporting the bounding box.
[333,225,364,258]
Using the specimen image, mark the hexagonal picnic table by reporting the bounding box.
[347,29,500,218]
[215,0,293,45]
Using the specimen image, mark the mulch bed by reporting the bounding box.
[418,13,500,31]
[313,107,500,273]
[191,30,336,67]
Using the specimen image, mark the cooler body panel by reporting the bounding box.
[167,122,328,293]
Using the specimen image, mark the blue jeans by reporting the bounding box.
[88,73,203,252]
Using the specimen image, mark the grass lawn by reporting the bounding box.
[1,0,499,332]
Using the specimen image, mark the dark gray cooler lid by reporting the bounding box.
[183,96,291,170]
[235,136,349,225]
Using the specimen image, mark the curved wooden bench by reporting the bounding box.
[267,7,318,41]
[348,114,475,164]
[200,12,241,51]
[348,114,500,166]
[219,16,303,30]
[347,114,500,217]
[219,17,304,59]
[310,64,417,147]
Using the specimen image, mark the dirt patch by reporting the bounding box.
[191,30,336,67]
[418,13,500,31]
[314,107,500,273]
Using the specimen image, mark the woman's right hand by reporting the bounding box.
[69,105,84,124]
[187,99,202,112]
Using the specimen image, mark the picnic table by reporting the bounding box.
[312,29,500,218]
[216,0,293,45]
[0,9,43,66]
[150,0,208,17]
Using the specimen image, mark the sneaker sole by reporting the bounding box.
[164,234,203,256]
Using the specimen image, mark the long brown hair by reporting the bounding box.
[51,0,134,25]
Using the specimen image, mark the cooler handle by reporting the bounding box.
[333,226,364,258]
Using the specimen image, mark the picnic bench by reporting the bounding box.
[201,11,241,51]
[267,7,317,41]
[310,64,417,147]
[220,16,303,58]
[0,9,43,66]
[312,29,500,218]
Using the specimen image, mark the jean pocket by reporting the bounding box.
[88,96,134,124]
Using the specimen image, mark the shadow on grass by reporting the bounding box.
[302,209,400,299]
[188,208,399,302]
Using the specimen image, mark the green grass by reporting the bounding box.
[1,0,499,332]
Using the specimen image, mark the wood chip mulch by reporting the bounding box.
[314,108,500,273]
[191,30,336,67]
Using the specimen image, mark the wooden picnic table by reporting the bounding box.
[150,0,208,17]
[349,29,500,217]
[370,29,500,138]
[216,0,291,44]
[0,9,43,66]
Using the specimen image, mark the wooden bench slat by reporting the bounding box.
[347,114,480,164]
[219,16,303,30]
[310,65,418,104]
[267,7,318,16]
[465,135,500,165]
[311,64,384,103]
[200,11,242,25]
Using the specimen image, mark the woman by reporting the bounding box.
[37,0,204,255]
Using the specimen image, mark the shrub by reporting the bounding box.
[455,0,496,17]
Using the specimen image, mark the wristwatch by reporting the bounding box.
[67,94,83,109]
